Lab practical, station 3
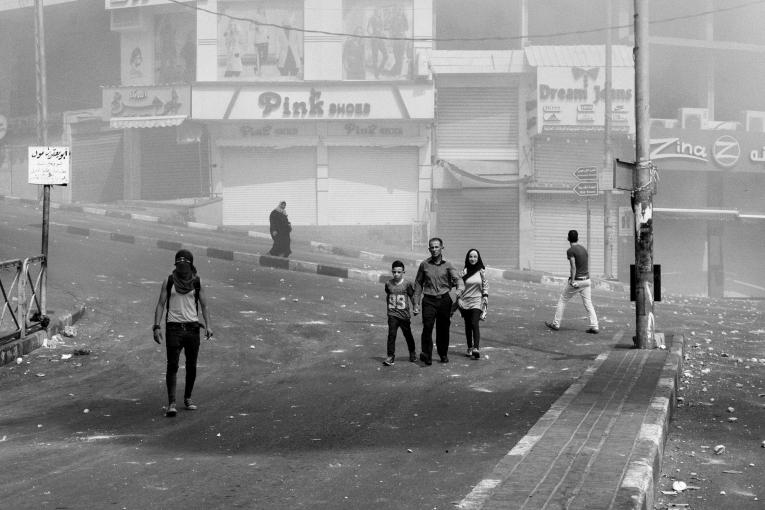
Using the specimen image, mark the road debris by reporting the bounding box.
[714,445,726,455]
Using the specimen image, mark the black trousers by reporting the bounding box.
[165,322,200,404]
[460,308,482,350]
[420,293,452,359]
[387,316,416,357]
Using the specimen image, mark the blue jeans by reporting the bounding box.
[165,322,200,404]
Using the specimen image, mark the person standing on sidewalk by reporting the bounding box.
[545,230,599,334]
[268,201,292,257]
[382,260,418,366]
[414,238,464,365]
[153,249,213,417]
[457,248,489,360]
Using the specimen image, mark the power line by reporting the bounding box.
[165,0,765,43]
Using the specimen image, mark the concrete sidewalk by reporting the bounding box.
[458,333,684,510]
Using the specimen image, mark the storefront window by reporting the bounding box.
[342,0,413,81]
[217,0,304,81]
[155,13,196,84]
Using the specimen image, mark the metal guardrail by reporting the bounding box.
[0,255,47,344]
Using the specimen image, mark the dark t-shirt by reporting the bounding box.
[567,244,589,278]
[385,279,415,320]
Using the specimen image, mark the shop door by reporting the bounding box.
[71,131,124,203]
[141,128,209,200]
[327,147,418,225]
[222,147,316,226]
[533,198,605,275]
[435,188,519,268]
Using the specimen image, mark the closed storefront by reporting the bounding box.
[532,197,605,274]
[70,130,124,203]
[221,146,316,226]
[140,127,210,200]
[436,86,518,160]
[435,187,519,268]
[326,146,418,225]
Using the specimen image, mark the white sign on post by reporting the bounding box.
[28,146,70,185]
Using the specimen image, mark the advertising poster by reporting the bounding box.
[217,0,304,81]
[342,0,413,80]
[28,147,70,186]
[155,13,196,84]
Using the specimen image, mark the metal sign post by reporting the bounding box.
[573,167,599,252]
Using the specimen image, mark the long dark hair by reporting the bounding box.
[463,248,485,282]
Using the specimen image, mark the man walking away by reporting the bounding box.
[545,230,599,334]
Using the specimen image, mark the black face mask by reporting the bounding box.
[175,262,192,278]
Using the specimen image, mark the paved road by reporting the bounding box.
[0,203,633,509]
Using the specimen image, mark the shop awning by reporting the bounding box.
[654,207,744,221]
[109,115,187,129]
[433,159,529,189]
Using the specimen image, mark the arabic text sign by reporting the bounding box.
[573,166,598,180]
[573,181,599,197]
[28,146,70,185]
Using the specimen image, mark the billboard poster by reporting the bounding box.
[342,0,413,80]
[217,0,304,81]
[155,12,196,84]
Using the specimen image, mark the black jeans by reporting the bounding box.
[165,322,200,404]
[420,293,452,359]
[460,308,482,350]
[387,316,416,357]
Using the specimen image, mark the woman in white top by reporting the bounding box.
[457,248,488,359]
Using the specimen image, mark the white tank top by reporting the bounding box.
[167,284,199,323]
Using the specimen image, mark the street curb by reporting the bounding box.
[2,194,628,291]
[0,304,87,367]
[615,332,685,510]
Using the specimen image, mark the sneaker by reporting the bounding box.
[165,403,177,417]
[472,348,480,359]
[586,328,600,334]
[439,355,449,363]
[184,399,198,410]
[466,348,473,357]
[383,356,395,366]
[409,352,417,362]
[545,321,560,331]
[419,353,432,366]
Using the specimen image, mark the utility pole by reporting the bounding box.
[603,1,615,279]
[632,0,656,348]
[34,0,49,315]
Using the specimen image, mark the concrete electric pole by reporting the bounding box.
[34,0,49,315]
[632,0,656,348]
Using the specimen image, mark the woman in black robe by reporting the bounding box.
[268,201,292,257]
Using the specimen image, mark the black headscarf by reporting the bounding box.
[172,249,198,295]
[462,248,485,282]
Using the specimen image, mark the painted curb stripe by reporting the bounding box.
[207,247,234,261]
[260,255,289,269]
[157,240,183,251]
[66,225,90,236]
[110,232,136,244]
[317,265,348,278]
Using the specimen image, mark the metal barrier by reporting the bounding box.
[0,255,47,344]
